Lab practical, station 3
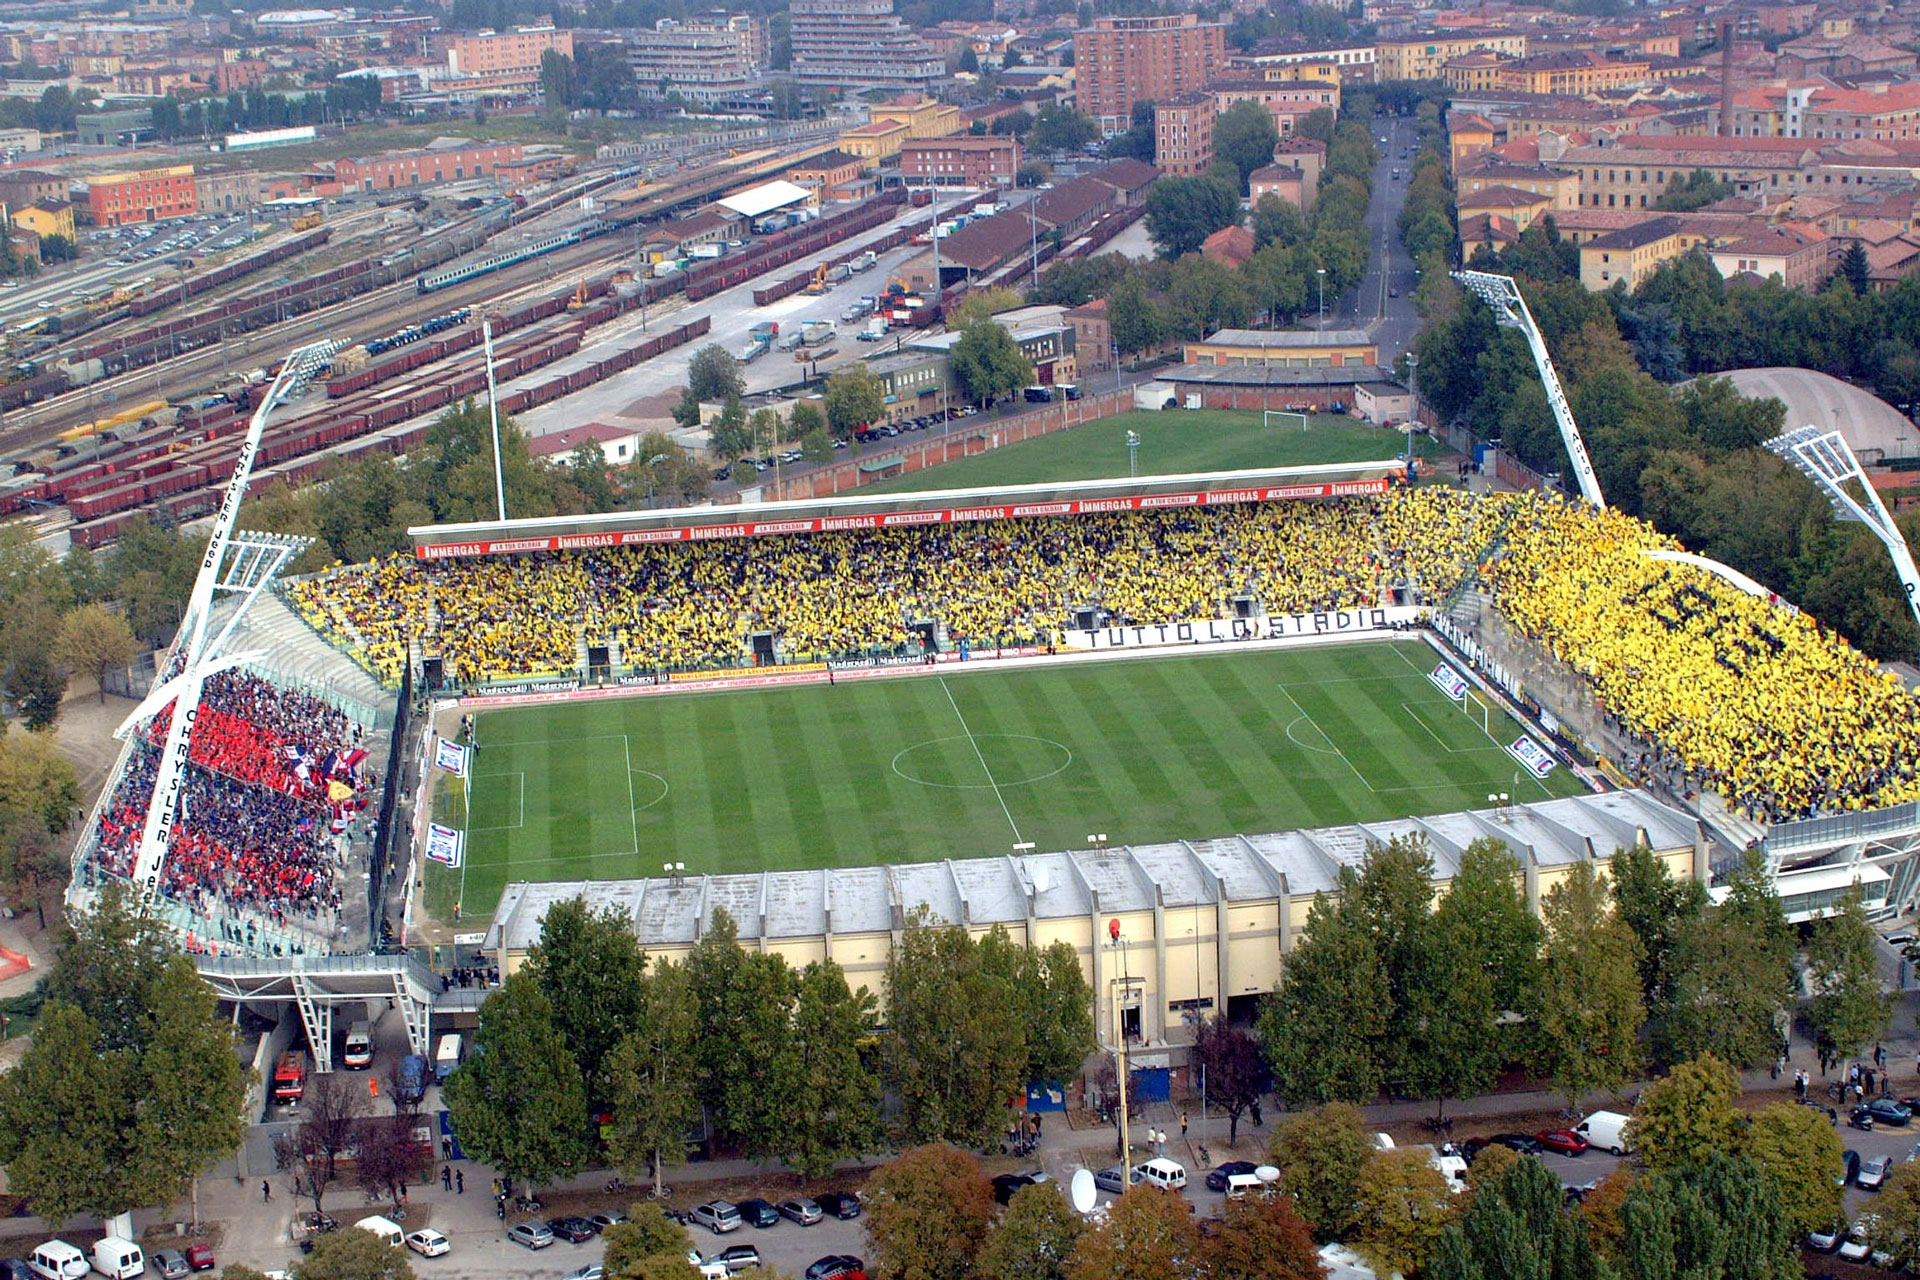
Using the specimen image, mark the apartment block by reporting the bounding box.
[1491,50,1650,95]
[1154,92,1214,178]
[629,16,758,104]
[899,136,1020,187]
[439,26,572,76]
[1074,14,1228,136]
[1207,78,1341,135]
[1228,39,1375,83]
[1375,31,1527,81]
[85,166,196,227]
[789,0,944,93]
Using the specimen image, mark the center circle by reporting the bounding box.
[890,735,1075,789]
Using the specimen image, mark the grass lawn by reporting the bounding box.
[427,640,1583,920]
[851,410,1438,496]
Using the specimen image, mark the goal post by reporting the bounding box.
[1265,410,1309,432]
[1463,689,1492,738]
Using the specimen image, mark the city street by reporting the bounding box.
[1327,113,1423,365]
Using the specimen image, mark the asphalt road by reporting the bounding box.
[1326,113,1424,367]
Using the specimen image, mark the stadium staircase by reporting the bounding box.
[1440,498,1525,616]
[234,593,390,714]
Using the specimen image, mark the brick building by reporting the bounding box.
[334,143,524,192]
[899,136,1020,187]
[1154,92,1214,178]
[84,166,196,226]
[1206,78,1341,136]
[0,171,70,211]
[1074,15,1228,136]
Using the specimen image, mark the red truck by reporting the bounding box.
[271,1050,308,1104]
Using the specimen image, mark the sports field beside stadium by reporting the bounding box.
[851,410,1437,495]
[427,640,1584,918]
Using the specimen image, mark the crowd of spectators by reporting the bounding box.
[87,670,367,938]
[287,487,1920,821]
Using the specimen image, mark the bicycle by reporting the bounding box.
[606,1177,628,1194]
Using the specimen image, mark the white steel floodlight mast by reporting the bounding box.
[1452,270,1608,510]
[1766,424,1920,635]
[125,339,339,907]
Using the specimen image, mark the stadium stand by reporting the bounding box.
[84,669,369,952]
[285,488,1920,822]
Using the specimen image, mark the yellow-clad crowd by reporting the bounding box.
[286,485,1920,819]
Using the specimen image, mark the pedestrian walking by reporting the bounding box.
[1877,1042,1887,1069]
[262,1181,271,1203]
[1180,1111,1189,1138]
[456,1170,464,1194]
[1252,1100,1263,1128]
[441,1166,451,1191]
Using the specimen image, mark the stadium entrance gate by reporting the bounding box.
[194,950,441,1073]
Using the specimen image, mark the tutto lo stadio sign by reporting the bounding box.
[1062,606,1425,650]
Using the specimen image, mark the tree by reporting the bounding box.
[950,319,1034,406]
[292,1228,415,1280]
[1664,850,1793,1069]
[522,896,649,1100]
[1870,1162,1920,1268]
[54,602,139,702]
[882,913,1027,1147]
[1430,839,1542,1064]
[1017,159,1051,189]
[1190,1015,1264,1146]
[442,973,590,1194]
[1608,842,1707,1019]
[39,234,75,264]
[627,434,709,507]
[0,886,248,1226]
[687,344,745,404]
[715,951,801,1163]
[1215,101,1280,193]
[1251,194,1308,252]
[1267,1103,1373,1242]
[685,911,746,1132]
[1619,1155,1798,1280]
[1624,1054,1741,1171]
[788,402,827,442]
[1107,275,1164,358]
[352,1114,431,1209]
[1031,102,1100,153]
[824,365,886,440]
[564,441,621,512]
[272,1073,368,1212]
[783,960,880,1181]
[5,649,64,728]
[977,1182,1083,1280]
[863,1144,995,1280]
[800,428,834,465]
[1653,169,1734,212]
[1258,883,1388,1106]
[1065,1186,1199,1280]
[1145,175,1242,259]
[1839,241,1871,295]
[1351,837,1438,1093]
[1351,1149,1456,1278]
[603,1205,694,1276]
[1203,1191,1324,1280]
[957,46,980,74]
[605,961,701,1199]
[1807,886,1893,1060]
[949,287,1025,329]
[1023,940,1097,1084]
[1744,1102,1844,1237]
[539,49,576,111]
[1537,862,1645,1110]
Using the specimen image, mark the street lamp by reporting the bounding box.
[643,452,667,508]
[1316,268,1327,329]
[1125,429,1140,477]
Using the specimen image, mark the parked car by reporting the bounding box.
[562,1267,603,1280]
[803,1258,866,1280]
[692,1203,744,1235]
[506,1223,553,1250]
[779,1198,823,1226]
[703,1245,762,1274]
[735,1200,780,1229]
[1206,1161,1261,1193]
[1808,1222,1846,1252]
[546,1218,597,1243]
[1860,1155,1895,1190]
[404,1230,449,1258]
[587,1212,629,1233]
[1839,1220,1876,1263]
[814,1192,862,1220]
[1094,1166,1142,1194]
[150,1252,189,1280]
[992,1174,1036,1205]
[1,1261,35,1280]
[183,1245,214,1272]
[1535,1130,1588,1156]
[1859,1097,1912,1127]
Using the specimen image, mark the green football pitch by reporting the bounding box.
[850,410,1439,496]
[427,640,1585,920]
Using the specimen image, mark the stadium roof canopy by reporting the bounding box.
[407,461,1404,559]
[717,179,813,218]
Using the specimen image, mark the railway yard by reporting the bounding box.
[0,136,1143,550]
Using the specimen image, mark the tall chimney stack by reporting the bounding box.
[1719,19,1736,137]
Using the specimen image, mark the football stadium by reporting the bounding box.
[64,361,1920,1058]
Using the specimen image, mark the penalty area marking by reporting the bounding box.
[631,769,671,812]
[469,772,525,831]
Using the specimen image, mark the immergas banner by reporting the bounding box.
[1507,735,1557,779]
[434,737,470,777]
[1428,662,1469,700]
[1061,606,1423,651]
[424,823,464,867]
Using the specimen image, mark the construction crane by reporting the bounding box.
[1452,270,1607,510]
[121,339,338,909]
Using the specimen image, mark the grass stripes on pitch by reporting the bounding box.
[427,641,1583,918]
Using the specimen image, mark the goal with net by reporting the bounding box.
[1264,410,1309,432]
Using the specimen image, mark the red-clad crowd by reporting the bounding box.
[87,670,367,938]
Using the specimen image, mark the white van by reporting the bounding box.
[353,1216,405,1250]
[1135,1157,1187,1191]
[342,1020,373,1070]
[1575,1109,1634,1156]
[29,1242,89,1280]
[90,1238,144,1280]
[433,1033,462,1083]
[1224,1172,1264,1200]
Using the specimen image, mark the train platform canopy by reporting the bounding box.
[406,462,1403,559]
[717,179,812,219]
